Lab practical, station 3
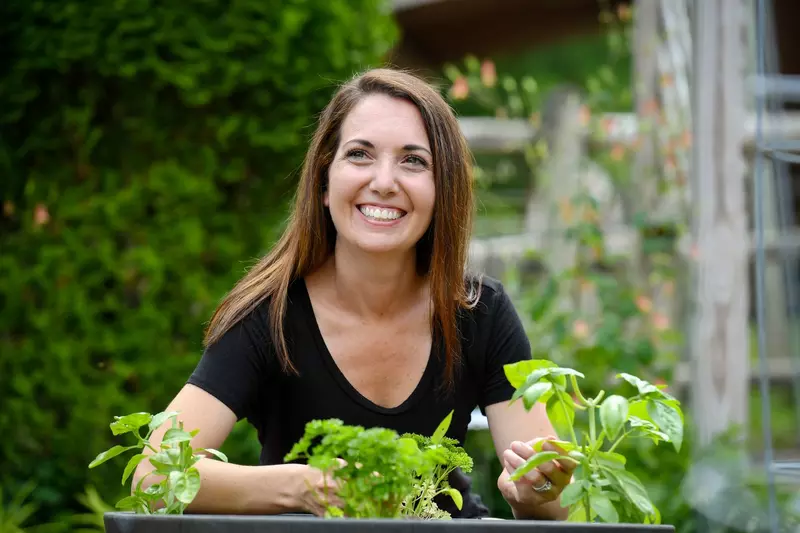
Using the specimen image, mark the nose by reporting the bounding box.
[368,158,399,197]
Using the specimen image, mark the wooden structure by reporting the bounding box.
[689,0,751,446]
[393,0,800,443]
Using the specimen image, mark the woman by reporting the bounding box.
[134,68,574,520]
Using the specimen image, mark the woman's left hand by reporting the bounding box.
[497,437,576,518]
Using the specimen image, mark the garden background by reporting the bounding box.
[2,0,799,532]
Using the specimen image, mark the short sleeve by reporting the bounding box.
[186,306,273,422]
[478,283,532,411]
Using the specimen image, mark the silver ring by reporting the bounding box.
[533,479,553,493]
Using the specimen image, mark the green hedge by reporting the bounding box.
[0,0,397,522]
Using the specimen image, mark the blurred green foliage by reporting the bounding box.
[0,0,397,524]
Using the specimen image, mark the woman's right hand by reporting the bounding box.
[291,462,345,517]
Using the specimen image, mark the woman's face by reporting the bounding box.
[324,93,435,257]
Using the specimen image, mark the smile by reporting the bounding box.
[357,205,406,222]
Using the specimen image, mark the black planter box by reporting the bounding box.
[103,512,675,533]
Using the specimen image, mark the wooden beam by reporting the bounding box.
[458,112,800,153]
[469,227,800,272]
[688,0,750,447]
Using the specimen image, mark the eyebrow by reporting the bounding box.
[346,138,432,156]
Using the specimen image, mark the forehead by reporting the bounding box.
[340,93,430,148]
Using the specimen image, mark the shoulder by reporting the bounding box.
[461,273,514,321]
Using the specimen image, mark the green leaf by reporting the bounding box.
[110,413,153,436]
[628,417,669,442]
[560,480,585,506]
[509,451,560,481]
[567,500,591,522]
[148,411,179,432]
[505,360,557,389]
[605,469,654,515]
[595,451,626,469]
[114,495,147,513]
[169,468,201,505]
[617,373,674,400]
[89,445,140,468]
[446,487,463,510]
[590,491,619,523]
[121,454,147,485]
[149,448,183,474]
[647,400,684,452]
[431,410,453,444]
[546,391,575,441]
[162,428,193,445]
[522,381,553,410]
[599,395,629,440]
[197,448,228,462]
[532,438,577,453]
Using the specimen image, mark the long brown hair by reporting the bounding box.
[204,68,479,386]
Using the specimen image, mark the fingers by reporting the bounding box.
[504,439,573,498]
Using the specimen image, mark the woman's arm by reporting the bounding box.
[132,384,323,515]
[486,400,573,521]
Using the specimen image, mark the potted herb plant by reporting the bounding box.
[94,366,679,532]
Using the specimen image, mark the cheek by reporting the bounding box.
[415,178,436,216]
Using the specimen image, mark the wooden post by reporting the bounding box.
[523,87,588,275]
[689,0,751,446]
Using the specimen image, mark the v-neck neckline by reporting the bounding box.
[295,277,437,416]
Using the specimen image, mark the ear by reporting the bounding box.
[323,189,329,206]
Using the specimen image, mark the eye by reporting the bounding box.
[345,148,369,161]
[404,154,430,168]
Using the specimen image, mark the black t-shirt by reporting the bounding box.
[187,275,531,518]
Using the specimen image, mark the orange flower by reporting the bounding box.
[600,117,615,134]
[573,319,590,339]
[642,99,659,117]
[33,203,50,226]
[480,59,497,88]
[617,4,632,21]
[680,129,692,148]
[652,312,669,331]
[451,76,469,100]
[636,295,653,314]
[558,198,574,223]
[663,280,675,295]
[2,201,13,217]
[610,144,625,161]
[579,105,591,126]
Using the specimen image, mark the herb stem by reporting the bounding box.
[570,375,590,406]
[558,394,579,446]
[607,431,628,453]
[584,492,592,522]
[589,405,597,443]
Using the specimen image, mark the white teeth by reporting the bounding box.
[359,206,404,221]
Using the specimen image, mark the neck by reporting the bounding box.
[325,240,425,319]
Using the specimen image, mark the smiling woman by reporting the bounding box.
[132,68,573,521]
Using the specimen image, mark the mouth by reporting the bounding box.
[357,204,407,223]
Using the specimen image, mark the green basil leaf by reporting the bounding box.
[110,413,153,436]
[647,399,684,452]
[148,411,179,432]
[590,491,619,523]
[546,391,575,441]
[431,410,453,444]
[599,395,629,440]
[560,480,585,507]
[523,381,553,410]
[121,453,147,485]
[446,488,463,510]
[509,451,560,482]
[89,445,140,468]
